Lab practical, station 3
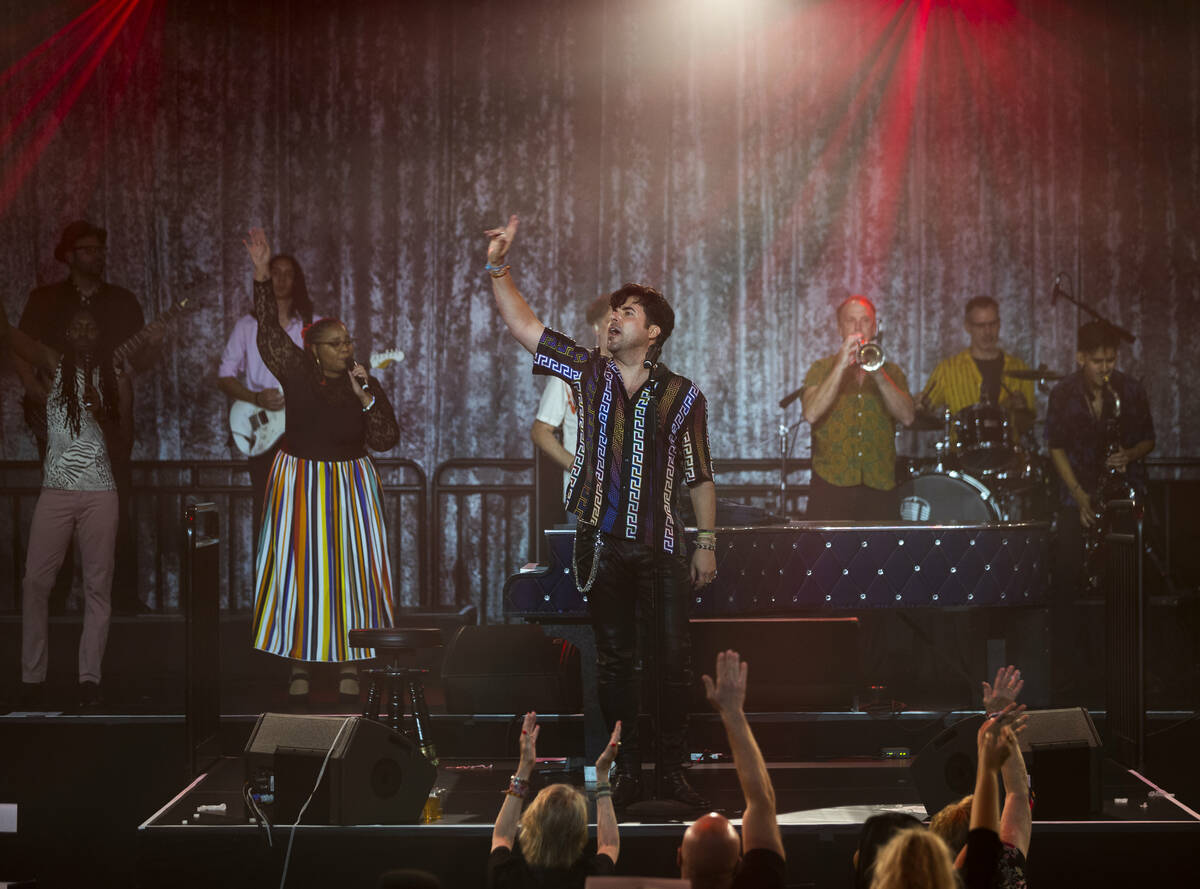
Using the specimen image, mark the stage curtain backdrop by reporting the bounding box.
[1,0,1197,612]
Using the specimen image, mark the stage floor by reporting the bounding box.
[136,748,1200,888]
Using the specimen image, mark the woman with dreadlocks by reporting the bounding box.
[1,306,131,712]
[243,228,399,708]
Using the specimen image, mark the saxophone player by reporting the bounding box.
[1045,321,1155,532]
[1044,320,1155,702]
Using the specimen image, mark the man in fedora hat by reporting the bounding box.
[14,219,161,615]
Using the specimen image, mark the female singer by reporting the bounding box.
[244,227,399,706]
[1,307,131,712]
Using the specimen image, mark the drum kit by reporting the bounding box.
[898,367,1064,524]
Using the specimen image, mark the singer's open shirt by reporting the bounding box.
[804,355,910,491]
[534,327,714,555]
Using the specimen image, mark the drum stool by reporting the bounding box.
[348,627,443,766]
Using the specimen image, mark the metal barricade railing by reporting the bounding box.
[431,458,535,623]
[1,455,1196,619]
[0,457,426,613]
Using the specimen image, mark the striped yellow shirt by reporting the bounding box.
[921,349,1036,417]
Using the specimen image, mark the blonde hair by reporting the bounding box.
[868,827,957,889]
[517,783,588,869]
[928,795,973,855]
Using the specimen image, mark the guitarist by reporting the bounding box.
[14,220,163,615]
[217,252,315,556]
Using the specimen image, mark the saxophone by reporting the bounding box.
[1082,375,1137,590]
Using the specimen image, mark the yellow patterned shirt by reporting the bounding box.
[922,349,1036,417]
[803,356,910,491]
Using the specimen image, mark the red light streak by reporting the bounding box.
[0,0,159,216]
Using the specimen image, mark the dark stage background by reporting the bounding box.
[1,0,1198,610]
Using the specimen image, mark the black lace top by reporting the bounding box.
[253,279,399,460]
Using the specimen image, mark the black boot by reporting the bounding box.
[661,767,709,810]
[611,754,643,809]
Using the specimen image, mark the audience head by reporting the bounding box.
[928,794,972,856]
[868,827,957,889]
[852,811,924,889]
[519,782,589,869]
[677,812,741,889]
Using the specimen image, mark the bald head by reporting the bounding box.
[678,813,741,888]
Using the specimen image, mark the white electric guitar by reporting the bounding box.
[229,349,404,457]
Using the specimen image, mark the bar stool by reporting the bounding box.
[349,627,443,766]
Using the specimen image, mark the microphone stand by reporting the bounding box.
[777,387,804,517]
[1052,275,1136,344]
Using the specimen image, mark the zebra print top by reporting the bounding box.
[43,363,115,492]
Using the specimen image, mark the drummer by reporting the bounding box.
[920,295,1036,432]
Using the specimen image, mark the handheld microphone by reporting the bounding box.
[350,354,370,393]
[1051,273,1063,304]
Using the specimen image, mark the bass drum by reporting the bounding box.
[897,470,1002,524]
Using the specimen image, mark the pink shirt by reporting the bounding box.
[218,313,308,392]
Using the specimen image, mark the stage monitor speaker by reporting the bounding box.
[689,617,860,711]
[912,714,984,817]
[441,625,582,714]
[244,713,436,825]
[912,707,1102,820]
[1020,706,1102,819]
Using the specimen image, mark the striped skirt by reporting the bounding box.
[251,452,395,662]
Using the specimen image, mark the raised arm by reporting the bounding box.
[982,666,1031,856]
[485,215,545,354]
[244,228,306,380]
[594,722,622,864]
[0,310,59,373]
[703,650,785,859]
[492,711,539,853]
[965,705,1027,889]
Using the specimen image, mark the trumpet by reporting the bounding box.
[855,340,885,372]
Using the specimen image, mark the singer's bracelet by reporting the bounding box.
[362,396,377,413]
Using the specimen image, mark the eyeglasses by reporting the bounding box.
[313,338,354,348]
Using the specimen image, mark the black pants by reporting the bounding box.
[806,474,899,522]
[574,524,692,770]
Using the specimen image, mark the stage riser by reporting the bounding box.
[2,597,1198,715]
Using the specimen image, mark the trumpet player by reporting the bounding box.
[801,295,915,521]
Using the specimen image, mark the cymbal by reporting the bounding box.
[1005,368,1064,381]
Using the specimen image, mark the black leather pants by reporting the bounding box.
[574,524,693,771]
